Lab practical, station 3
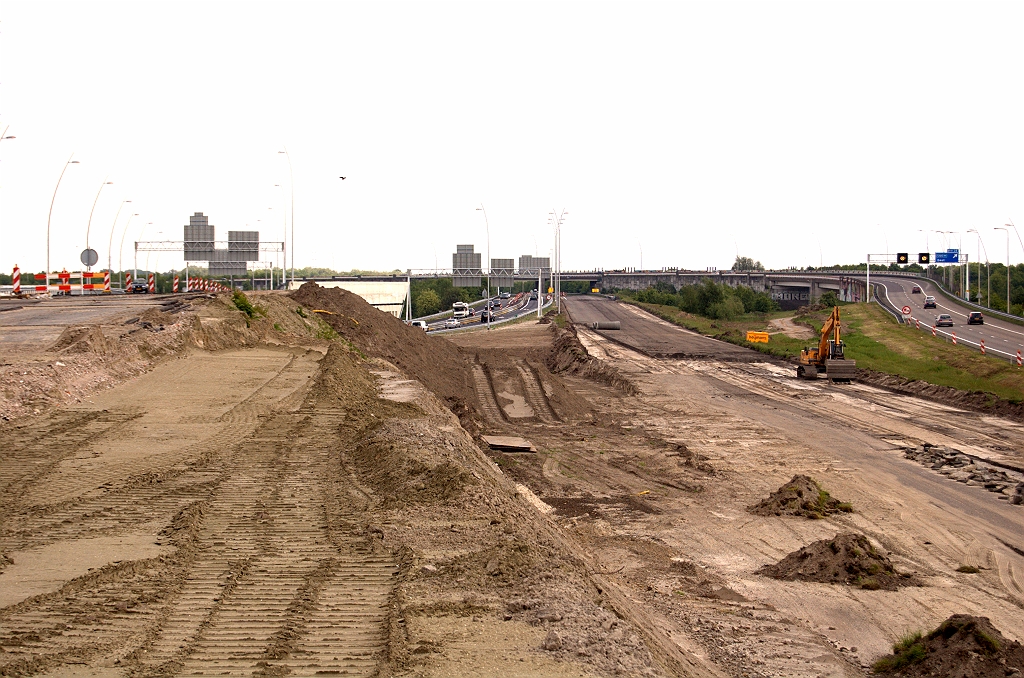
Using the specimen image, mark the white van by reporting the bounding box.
[410,320,428,330]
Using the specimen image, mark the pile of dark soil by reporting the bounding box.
[748,474,853,518]
[291,283,476,408]
[873,614,1024,677]
[547,322,637,395]
[758,532,917,590]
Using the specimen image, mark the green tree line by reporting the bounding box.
[613,280,778,320]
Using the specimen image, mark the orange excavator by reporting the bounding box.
[797,306,857,382]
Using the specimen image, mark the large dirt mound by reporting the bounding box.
[758,532,917,590]
[748,474,853,518]
[290,283,475,407]
[873,614,1024,677]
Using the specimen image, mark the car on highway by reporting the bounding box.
[967,311,984,325]
[911,285,922,294]
[479,310,494,322]
[499,292,511,299]
[129,281,149,294]
[923,295,936,309]
[409,320,428,330]
[444,318,461,329]
[935,314,954,327]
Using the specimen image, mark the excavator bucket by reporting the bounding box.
[824,359,857,383]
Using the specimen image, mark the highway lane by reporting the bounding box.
[876,276,1024,358]
[423,292,547,332]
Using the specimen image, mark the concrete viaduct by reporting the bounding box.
[294,270,871,311]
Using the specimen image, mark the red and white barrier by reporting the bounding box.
[915,318,920,330]
[148,273,155,294]
[952,332,957,345]
[173,275,179,293]
[1017,350,1022,367]
[125,272,132,288]
[12,265,20,295]
[932,325,936,337]
[103,270,111,292]
[980,339,985,355]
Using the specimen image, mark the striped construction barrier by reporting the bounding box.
[173,275,179,293]
[915,318,920,330]
[103,270,111,292]
[125,272,132,288]
[932,325,936,337]
[1018,350,1022,367]
[981,339,985,355]
[952,332,957,345]
[148,273,155,294]
[12,265,20,295]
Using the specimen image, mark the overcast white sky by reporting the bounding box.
[1,1,1021,276]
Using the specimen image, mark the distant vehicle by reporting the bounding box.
[529,290,538,299]
[410,320,428,329]
[935,314,953,327]
[499,292,510,299]
[444,317,461,328]
[452,301,470,319]
[911,285,922,294]
[129,281,149,294]
[967,312,984,325]
[923,296,936,309]
[479,310,493,322]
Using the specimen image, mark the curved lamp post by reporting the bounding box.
[135,222,153,278]
[278,149,294,287]
[106,199,130,277]
[967,228,990,307]
[995,226,1010,314]
[84,178,113,269]
[47,155,80,277]
[117,213,139,287]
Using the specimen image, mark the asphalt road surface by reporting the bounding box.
[876,276,1024,358]
[565,295,765,361]
[0,295,176,354]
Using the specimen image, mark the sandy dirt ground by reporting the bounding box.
[2,288,1021,678]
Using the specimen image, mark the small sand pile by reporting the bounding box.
[748,474,852,518]
[758,532,917,590]
[49,326,113,355]
[873,614,1024,676]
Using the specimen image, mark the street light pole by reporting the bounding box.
[118,214,139,288]
[85,178,113,270]
[549,209,567,313]
[47,155,80,279]
[995,227,1010,314]
[136,222,153,279]
[967,228,990,306]
[476,205,490,329]
[107,200,131,277]
[274,184,287,289]
[278,149,294,288]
